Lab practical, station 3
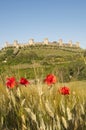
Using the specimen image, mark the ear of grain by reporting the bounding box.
[67,107,72,120]
[39,117,45,130]
[80,104,85,115]
[25,108,37,122]
[16,87,21,98]
[21,99,26,107]
[61,116,68,129]
[56,115,61,130]
[45,101,54,118]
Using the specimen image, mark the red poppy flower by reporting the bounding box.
[19,77,30,86]
[6,77,17,88]
[59,86,70,95]
[44,74,57,85]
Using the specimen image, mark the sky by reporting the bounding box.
[0,0,86,49]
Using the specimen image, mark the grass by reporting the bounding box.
[0,79,86,130]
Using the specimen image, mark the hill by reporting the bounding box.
[0,45,86,82]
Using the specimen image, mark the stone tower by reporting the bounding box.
[5,42,9,47]
[13,40,19,48]
[29,39,34,45]
[69,40,72,47]
[58,39,63,46]
[76,42,80,48]
[43,38,49,45]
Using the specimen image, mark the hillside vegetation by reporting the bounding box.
[0,45,86,82]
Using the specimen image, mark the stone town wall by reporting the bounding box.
[5,38,80,48]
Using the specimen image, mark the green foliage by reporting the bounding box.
[68,61,86,80]
[0,46,85,82]
[5,49,14,56]
[83,50,86,57]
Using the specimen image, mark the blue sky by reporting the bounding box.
[0,0,86,48]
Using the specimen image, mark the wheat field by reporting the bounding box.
[0,77,86,130]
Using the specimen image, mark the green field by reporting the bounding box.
[0,45,86,82]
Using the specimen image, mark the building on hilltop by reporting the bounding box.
[29,39,34,45]
[4,38,80,48]
[5,42,13,47]
[13,40,19,48]
[43,38,49,45]
[58,39,63,46]
[75,42,80,48]
[5,40,19,48]
[68,40,73,47]
[5,42,10,47]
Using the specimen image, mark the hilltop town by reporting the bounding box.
[5,38,80,48]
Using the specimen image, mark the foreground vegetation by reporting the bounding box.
[0,74,86,130]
